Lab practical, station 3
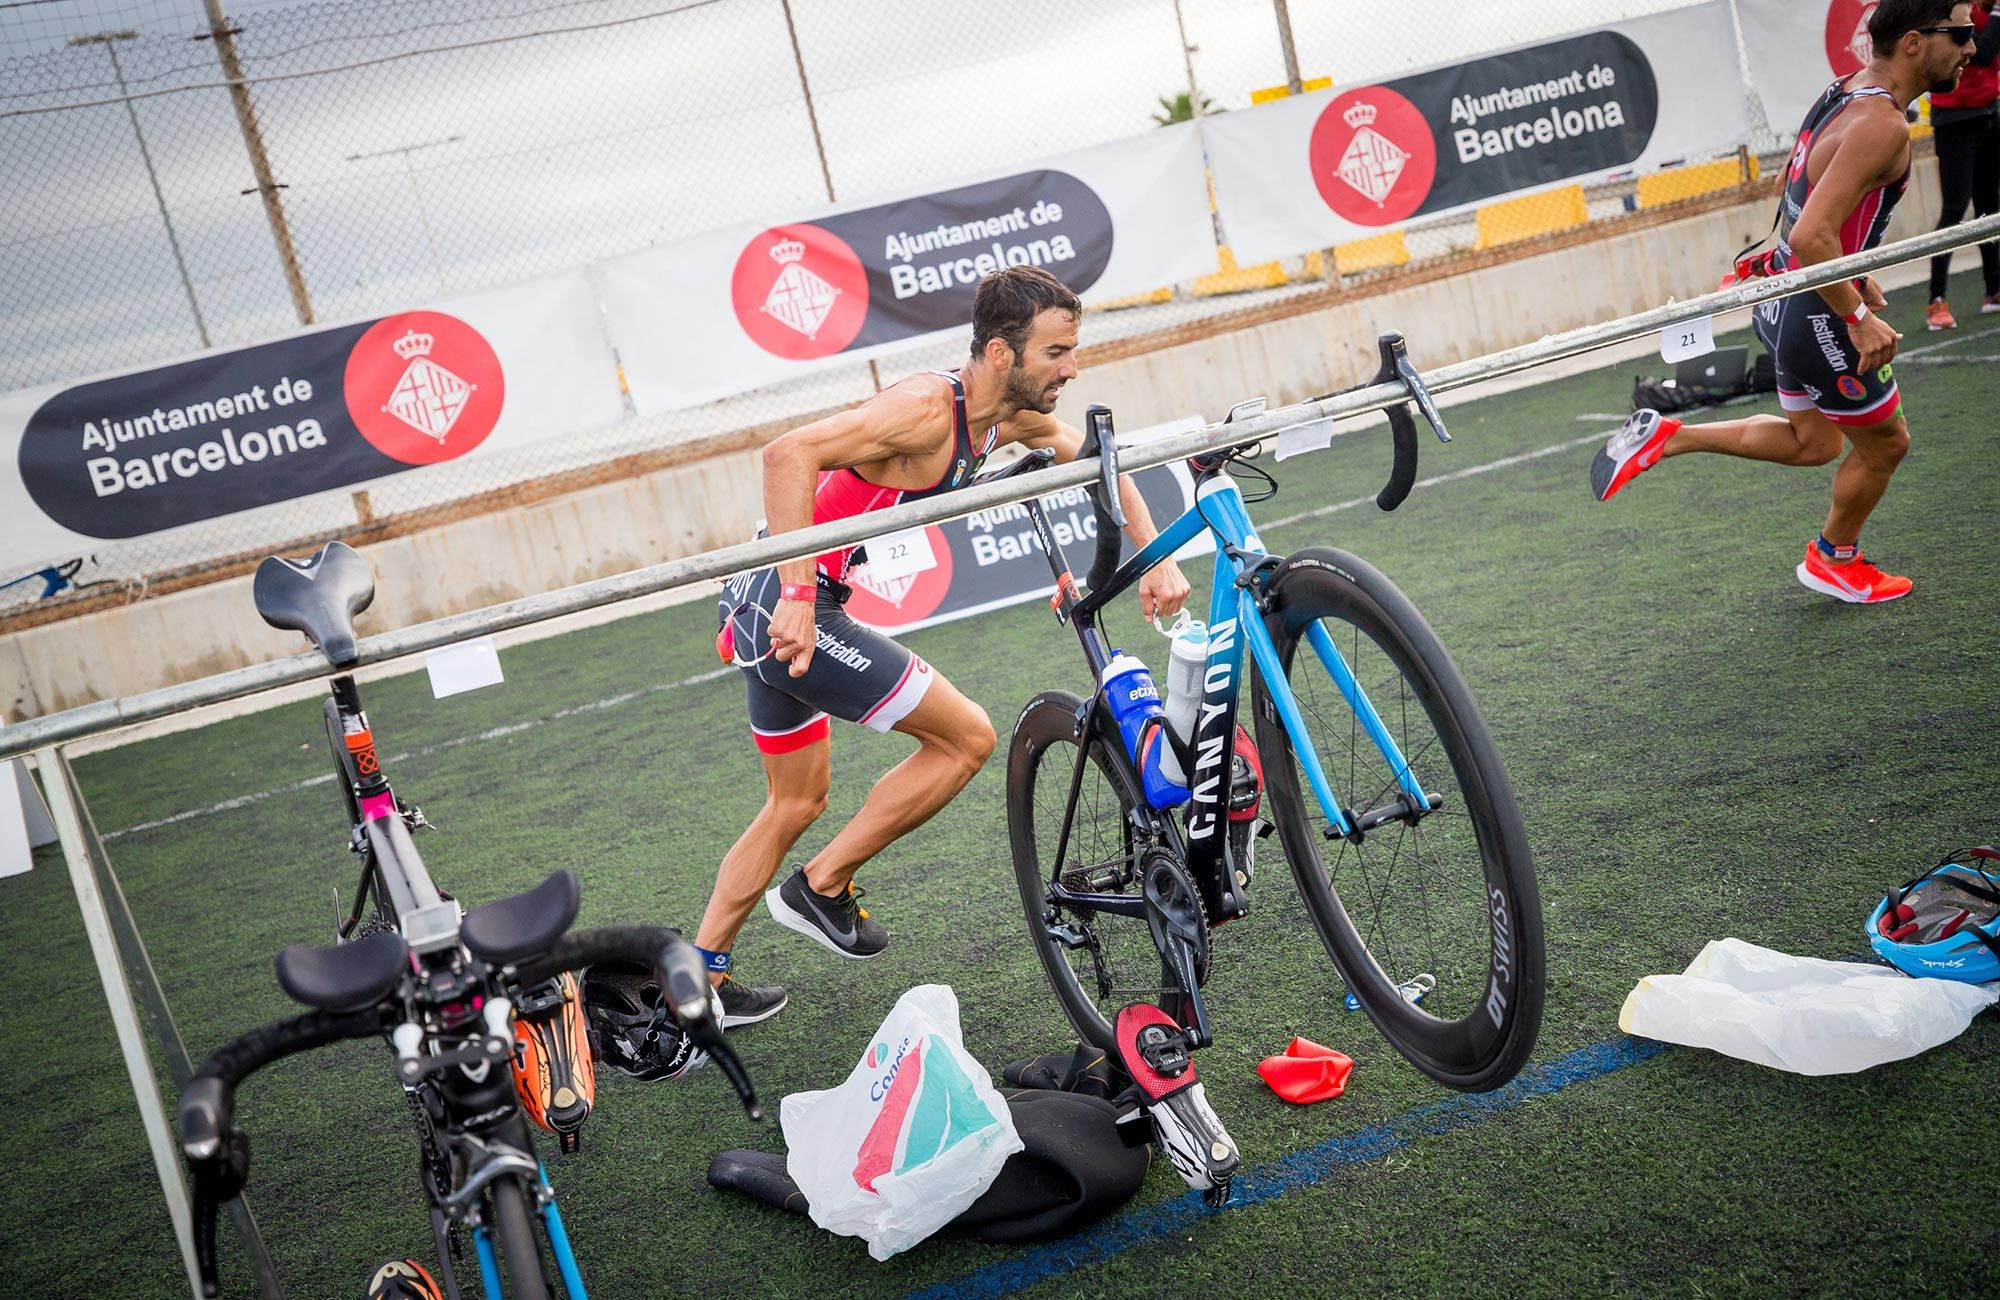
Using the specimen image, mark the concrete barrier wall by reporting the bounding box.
[6,159,1945,721]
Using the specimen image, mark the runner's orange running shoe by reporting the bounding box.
[1926,298,1957,331]
[1795,543,1913,604]
[1591,409,1680,502]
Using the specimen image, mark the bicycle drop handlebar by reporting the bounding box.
[177,925,757,1297]
[1072,334,1454,578]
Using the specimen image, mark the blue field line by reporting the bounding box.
[905,1035,1672,1300]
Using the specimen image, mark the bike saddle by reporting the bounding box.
[274,929,410,1012]
[460,870,581,967]
[252,541,375,668]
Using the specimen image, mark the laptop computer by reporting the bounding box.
[1674,345,1749,392]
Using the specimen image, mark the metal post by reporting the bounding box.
[778,0,882,391]
[1172,0,1202,110]
[53,749,285,1298]
[36,746,203,1297]
[1270,0,1338,285]
[200,0,315,326]
[72,32,211,349]
[1272,0,1303,93]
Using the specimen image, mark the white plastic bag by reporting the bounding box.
[1619,937,2000,1075]
[780,985,1023,1260]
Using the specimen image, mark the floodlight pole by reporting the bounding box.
[1272,0,1304,93]
[199,0,315,326]
[71,31,211,349]
[779,0,883,392]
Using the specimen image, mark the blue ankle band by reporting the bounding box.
[696,946,731,973]
[1816,535,1858,561]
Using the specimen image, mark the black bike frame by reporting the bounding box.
[325,674,459,955]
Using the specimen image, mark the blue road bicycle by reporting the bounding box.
[1002,335,1544,1097]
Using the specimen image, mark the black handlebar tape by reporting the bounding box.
[181,1007,385,1139]
[511,923,682,988]
[516,926,762,1118]
[181,1007,377,1298]
[1376,405,1419,512]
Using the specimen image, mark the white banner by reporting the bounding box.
[1203,3,1755,265]
[0,272,621,575]
[1737,0,1876,131]
[599,125,1218,414]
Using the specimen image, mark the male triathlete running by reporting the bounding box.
[1591,0,1979,603]
[695,266,1191,1025]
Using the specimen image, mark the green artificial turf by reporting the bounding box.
[5,274,1996,1298]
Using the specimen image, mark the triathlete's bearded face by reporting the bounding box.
[1001,308,1081,415]
[1926,3,1977,95]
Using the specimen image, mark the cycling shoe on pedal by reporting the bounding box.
[1113,1003,1238,1201]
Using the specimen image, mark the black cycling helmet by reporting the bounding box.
[581,960,708,1082]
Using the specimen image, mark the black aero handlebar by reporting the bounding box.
[178,1007,383,1296]
[177,925,759,1297]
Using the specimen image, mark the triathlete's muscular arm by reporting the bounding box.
[1793,106,1909,315]
[762,381,952,588]
[1011,412,1192,619]
[760,379,951,676]
[1793,105,1909,370]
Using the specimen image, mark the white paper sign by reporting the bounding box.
[426,636,505,699]
[860,526,938,582]
[1273,418,1336,462]
[1661,315,1715,363]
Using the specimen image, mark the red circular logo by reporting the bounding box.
[1308,87,1438,227]
[1824,0,1878,76]
[344,312,504,466]
[1837,374,1868,400]
[731,223,870,360]
[845,526,955,629]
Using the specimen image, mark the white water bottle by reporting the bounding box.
[1158,613,1208,787]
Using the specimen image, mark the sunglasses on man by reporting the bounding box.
[1918,24,1977,44]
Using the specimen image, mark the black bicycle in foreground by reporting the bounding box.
[177,543,759,1299]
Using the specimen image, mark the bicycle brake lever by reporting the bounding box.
[1391,344,1450,444]
[655,938,762,1119]
[688,1017,763,1121]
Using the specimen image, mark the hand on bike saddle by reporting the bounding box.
[1138,559,1191,622]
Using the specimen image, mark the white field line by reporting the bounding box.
[101,666,733,841]
[1261,430,1611,532]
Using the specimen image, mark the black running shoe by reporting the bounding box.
[715,973,788,1028]
[765,867,889,959]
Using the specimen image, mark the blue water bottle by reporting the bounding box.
[1101,651,1191,809]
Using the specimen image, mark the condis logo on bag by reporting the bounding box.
[851,1033,1004,1194]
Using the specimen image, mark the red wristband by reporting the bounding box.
[779,583,817,603]
[1841,303,1868,326]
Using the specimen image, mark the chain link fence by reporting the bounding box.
[2,0,1776,617]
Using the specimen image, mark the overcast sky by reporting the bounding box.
[1,0,1704,390]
